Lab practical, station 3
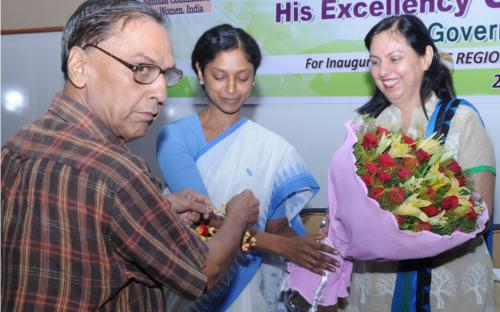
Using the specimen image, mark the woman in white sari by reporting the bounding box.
[156,24,338,312]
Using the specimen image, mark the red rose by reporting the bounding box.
[370,187,384,201]
[402,134,416,147]
[417,221,431,231]
[397,167,412,180]
[376,127,390,136]
[379,153,397,167]
[396,215,406,225]
[458,175,467,187]
[466,208,478,220]
[447,160,462,175]
[402,157,419,171]
[377,170,392,183]
[361,174,372,186]
[421,205,440,217]
[441,195,459,210]
[388,187,405,204]
[362,132,378,149]
[196,224,209,236]
[416,148,430,162]
[365,161,378,174]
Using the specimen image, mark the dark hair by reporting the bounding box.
[358,15,455,118]
[61,0,165,80]
[191,24,262,77]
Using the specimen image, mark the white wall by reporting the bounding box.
[2,31,499,223]
[1,0,83,31]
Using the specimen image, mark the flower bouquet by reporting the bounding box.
[287,120,488,308]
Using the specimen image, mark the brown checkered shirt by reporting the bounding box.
[2,93,208,311]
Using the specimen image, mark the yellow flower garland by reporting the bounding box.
[193,202,257,251]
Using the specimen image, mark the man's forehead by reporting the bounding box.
[100,17,172,66]
[104,18,170,50]
[110,15,166,39]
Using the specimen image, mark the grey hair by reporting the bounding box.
[61,0,166,80]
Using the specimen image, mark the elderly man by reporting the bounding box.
[1,0,259,311]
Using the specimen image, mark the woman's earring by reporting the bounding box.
[252,81,255,86]
[199,80,204,86]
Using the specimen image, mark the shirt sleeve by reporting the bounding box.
[447,105,496,172]
[156,120,209,196]
[111,172,208,300]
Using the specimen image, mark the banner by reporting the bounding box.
[143,0,500,104]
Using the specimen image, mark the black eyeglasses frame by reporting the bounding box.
[83,44,183,87]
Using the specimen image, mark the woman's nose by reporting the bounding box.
[379,61,389,77]
[225,79,236,94]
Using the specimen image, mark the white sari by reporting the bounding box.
[166,118,319,312]
[196,118,319,312]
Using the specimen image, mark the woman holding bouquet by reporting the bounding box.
[156,24,338,312]
[338,15,496,312]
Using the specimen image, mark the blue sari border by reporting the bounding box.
[217,252,262,312]
[195,117,249,160]
[269,174,320,233]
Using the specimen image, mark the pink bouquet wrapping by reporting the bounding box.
[287,120,489,307]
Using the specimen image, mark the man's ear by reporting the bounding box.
[195,62,204,85]
[67,46,88,89]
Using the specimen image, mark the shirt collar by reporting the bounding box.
[48,93,125,146]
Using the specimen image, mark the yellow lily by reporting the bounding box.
[416,135,444,155]
[424,163,449,190]
[428,151,443,166]
[394,193,432,222]
[389,133,413,158]
[458,195,473,207]
[453,205,471,216]
[453,195,474,216]
[444,175,460,197]
[376,133,393,154]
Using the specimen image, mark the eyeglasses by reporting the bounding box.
[83,44,183,87]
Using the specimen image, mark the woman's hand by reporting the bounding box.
[280,233,339,275]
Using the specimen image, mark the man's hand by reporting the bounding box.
[202,189,260,290]
[225,190,260,229]
[166,189,214,226]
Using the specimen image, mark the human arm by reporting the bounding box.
[156,121,209,195]
[202,190,260,289]
[157,121,213,225]
[252,144,337,274]
[253,218,339,276]
[112,181,209,299]
[165,189,214,225]
[164,188,261,290]
[472,172,495,226]
[452,104,496,225]
[113,175,259,296]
